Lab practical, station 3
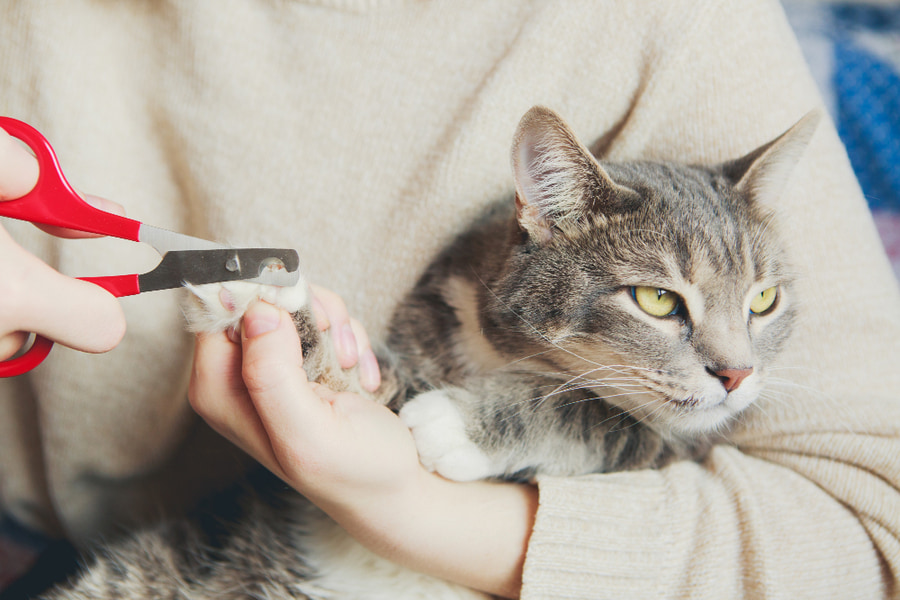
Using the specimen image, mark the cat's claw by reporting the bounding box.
[184,279,309,334]
[399,390,496,482]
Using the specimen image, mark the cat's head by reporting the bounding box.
[490,106,819,436]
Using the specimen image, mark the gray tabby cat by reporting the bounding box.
[41,106,818,599]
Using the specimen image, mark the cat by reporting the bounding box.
[39,105,818,599]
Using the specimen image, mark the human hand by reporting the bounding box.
[0,126,126,362]
[190,291,415,502]
[308,284,381,390]
[189,292,536,598]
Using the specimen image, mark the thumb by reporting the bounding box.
[240,301,327,454]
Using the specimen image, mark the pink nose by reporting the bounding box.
[713,367,753,392]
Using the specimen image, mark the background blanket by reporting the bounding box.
[785,1,900,279]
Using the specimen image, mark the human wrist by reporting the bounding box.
[323,466,536,598]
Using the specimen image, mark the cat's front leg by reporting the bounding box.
[398,375,562,482]
[400,369,579,482]
[399,388,503,482]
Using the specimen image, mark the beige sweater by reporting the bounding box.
[1,1,898,597]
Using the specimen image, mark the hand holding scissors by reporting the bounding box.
[0,117,300,377]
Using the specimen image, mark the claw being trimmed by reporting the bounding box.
[184,279,309,334]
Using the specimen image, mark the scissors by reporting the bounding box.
[0,116,300,377]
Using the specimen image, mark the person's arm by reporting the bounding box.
[0,127,126,361]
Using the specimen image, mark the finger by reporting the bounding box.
[309,284,358,369]
[0,127,39,200]
[25,265,126,352]
[239,301,333,471]
[0,228,125,353]
[188,331,288,481]
[350,318,381,392]
[0,332,28,362]
[310,294,330,332]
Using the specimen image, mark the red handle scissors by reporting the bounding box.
[0,117,300,377]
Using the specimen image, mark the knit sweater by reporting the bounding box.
[1,1,898,598]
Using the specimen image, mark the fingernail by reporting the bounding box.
[338,324,358,368]
[359,350,381,392]
[226,325,241,344]
[242,302,281,338]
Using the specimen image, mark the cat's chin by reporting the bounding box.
[659,387,759,436]
[663,403,737,436]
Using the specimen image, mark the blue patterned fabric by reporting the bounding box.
[831,5,900,213]
[785,2,900,279]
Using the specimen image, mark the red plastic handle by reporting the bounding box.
[0,117,142,240]
[0,117,145,376]
[0,336,54,378]
[78,274,141,297]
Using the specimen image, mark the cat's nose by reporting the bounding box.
[711,367,753,392]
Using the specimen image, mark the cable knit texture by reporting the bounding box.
[1,1,898,598]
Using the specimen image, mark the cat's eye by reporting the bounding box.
[749,286,779,315]
[632,286,680,317]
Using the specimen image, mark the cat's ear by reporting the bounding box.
[511,106,638,244]
[724,110,822,203]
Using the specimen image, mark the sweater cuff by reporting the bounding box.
[522,470,673,599]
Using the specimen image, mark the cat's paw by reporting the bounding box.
[399,390,496,482]
[184,279,309,334]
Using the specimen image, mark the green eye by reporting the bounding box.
[750,286,778,315]
[632,286,680,317]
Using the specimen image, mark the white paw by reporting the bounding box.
[399,390,495,482]
[184,278,309,334]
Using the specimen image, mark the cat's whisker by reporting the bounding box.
[767,365,817,373]
[497,381,653,421]
[529,363,661,389]
[531,377,649,400]
[595,396,667,434]
[498,349,556,370]
[498,360,656,408]
[618,396,668,425]
[516,390,658,426]
[764,377,845,410]
[755,379,864,433]
[536,369,642,382]
[534,368,644,384]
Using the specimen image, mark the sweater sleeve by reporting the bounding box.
[520,1,900,598]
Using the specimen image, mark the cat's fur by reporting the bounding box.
[41,106,818,599]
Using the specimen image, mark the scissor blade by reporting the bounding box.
[138,248,301,292]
